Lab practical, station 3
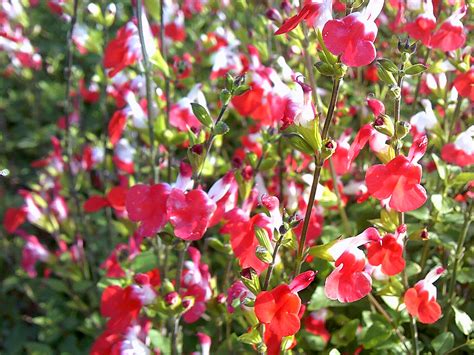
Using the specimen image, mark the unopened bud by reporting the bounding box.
[266,8,282,22]
[164,291,180,307]
[240,268,261,295]
[396,121,411,139]
[161,279,175,294]
[234,74,246,88]
[321,139,337,161]
[373,114,394,137]
[256,246,273,264]
[181,296,194,311]
[134,273,150,285]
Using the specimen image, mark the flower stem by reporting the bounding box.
[170,241,190,355]
[328,158,352,235]
[368,293,410,353]
[444,202,473,329]
[195,103,230,184]
[394,65,419,355]
[294,76,342,276]
[136,0,158,183]
[262,233,284,291]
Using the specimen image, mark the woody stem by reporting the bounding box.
[294,76,342,276]
[136,0,158,183]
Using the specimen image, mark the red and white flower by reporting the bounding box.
[325,227,381,303]
[322,0,384,67]
[404,266,444,324]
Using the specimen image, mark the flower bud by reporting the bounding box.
[164,291,180,307]
[372,114,394,137]
[320,139,337,161]
[240,268,261,295]
[188,144,205,174]
[134,273,150,285]
[265,8,282,22]
[396,121,411,139]
[161,279,175,294]
[255,245,273,264]
[181,296,195,311]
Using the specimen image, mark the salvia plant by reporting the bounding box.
[0,0,473,354]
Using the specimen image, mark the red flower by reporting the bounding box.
[108,110,127,146]
[274,0,332,35]
[221,209,273,274]
[304,310,330,343]
[366,135,428,212]
[84,187,128,213]
[325,227,380,303]
[431,6,467,52]
[367,225,406,276]
[3,207,27,233]
[126,183,171,238]
[255,271,315,353]
[453,69,474,101]
[167,189,217,241]
[404,266,444,324]
[404,2,436,47]
[441,126,474,167]
[322,0,383,67]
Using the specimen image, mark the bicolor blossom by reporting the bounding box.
[322,0,384,67]
[325,227,381,303]
[281,78,315,129]
[274,0,333,35]
[441,126,474,167]
[366,135,428,212]
[180,247,212,323]
[367,225,406,276]
[430,6,467,52]
[104,12,155,78]
[404,0,436,46]
[410,99,437,136]
[453,68,474,101]
[404,266,444,324]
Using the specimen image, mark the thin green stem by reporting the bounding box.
[446,97,463,143]
[328,158,352,235]
[367,294,411,353]
[294,76,342,276]
[394,63,419,355]
[136,1,158,183]
[262,233,284,291]
[411,48,431,115]
[170,241,190,355]
[448,202,474,306]
[195,103,230,184]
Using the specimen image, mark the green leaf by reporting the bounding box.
[149,329,171,355]
[360,321,392,349]
[309,238,340,261]
[431,332,454,354]
[378,59,398,73]
[284,132,314,155]
[450,172,474,187]
[191,103,213,128]
[331,319,359,346]
[431,153,447,180]
[150,50,170,77]
[130,250,158,273]
[453,306,473,335]
[405,64,427,76]
[238,327,262,345]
